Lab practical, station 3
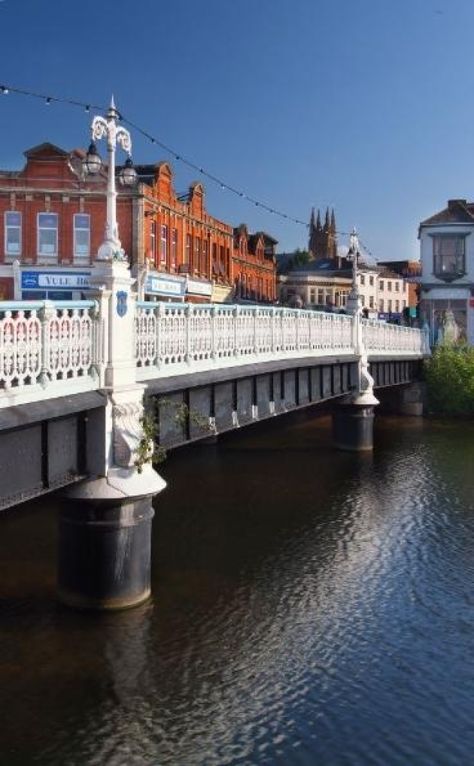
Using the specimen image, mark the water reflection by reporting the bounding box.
[1,414,474,765]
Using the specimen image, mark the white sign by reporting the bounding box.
[147,276,184,296]
[38,273,90,289]
[187,278,212,297]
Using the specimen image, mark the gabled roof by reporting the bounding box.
[420,199,474,226]
[23,142,68,159]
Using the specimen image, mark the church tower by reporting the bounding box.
[308,207,338,262]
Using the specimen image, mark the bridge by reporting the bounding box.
[0,280,428,610]
[0,100,430,611]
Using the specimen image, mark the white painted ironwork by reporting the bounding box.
[0,300,101,408]
[0,299,428,408]
[135,303,428,381]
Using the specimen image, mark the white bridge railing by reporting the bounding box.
[0,300,429,408]
[135,302,430,380]
[0,300,101,408]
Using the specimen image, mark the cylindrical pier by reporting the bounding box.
[332,403,375,451]
[58,496,154,610]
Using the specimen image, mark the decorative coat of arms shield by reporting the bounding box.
[116,290,128,317]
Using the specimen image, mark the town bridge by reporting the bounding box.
[0,298,428,514]
[0,285,429,611]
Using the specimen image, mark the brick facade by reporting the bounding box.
[0,143,277,304]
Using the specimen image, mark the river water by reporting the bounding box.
[1,412,474,766]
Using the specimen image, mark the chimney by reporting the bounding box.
[448,199,467,210]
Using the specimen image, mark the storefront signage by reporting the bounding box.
[146,275,185,297]
[21,271,91,290]
[186,278,212,297]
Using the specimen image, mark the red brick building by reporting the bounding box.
[0,143,277,303]
[0,143,134,300]
[233,224,277,303]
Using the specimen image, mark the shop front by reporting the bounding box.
[211,282,233,304]
[144,273,186,302]
[20,268,91,300]
[0,264,14,299]
[186,277,213,304]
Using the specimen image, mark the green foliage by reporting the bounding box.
[134,398,210,473]
[424,345,474,416]
[290,249,311,268]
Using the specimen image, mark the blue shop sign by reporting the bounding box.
[21,271,91,290]
[145,275,185,297]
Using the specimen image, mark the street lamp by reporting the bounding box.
[84,95,137,261]
[346,227,361,316]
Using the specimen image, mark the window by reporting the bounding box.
[388,299,392,312]
[5,211,21,256]
[369,275,374,286]
[395,281,400,292]
[150,221,157,261]
[360,274,365,285]
[369,295,374,309]
[202,240,208,273]
[38,213,58,257]
[379,299,384,312]
[160,225,168,264]
[317,289,324,305]
[432,235,465,278]
[310,288,316,303]
[379,280,384,290]
[195,237,201,270]
[403,300,406,309]
[185,233,191,264]
[212,243,218,275]
[387,281,392,291]
[361,295,365,307]
[395,300,400,312]
[74,214,90,259]
[171,228,178,268]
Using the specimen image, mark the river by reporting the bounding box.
[1,411,474,766]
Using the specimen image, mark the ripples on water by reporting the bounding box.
[1,414,474,765]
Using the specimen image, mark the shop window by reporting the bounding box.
[5,211,21,256]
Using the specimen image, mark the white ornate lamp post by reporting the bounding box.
[84,96,137,262]
[58,98,165,612]
[332,227,379,452]
[345,227,362,317]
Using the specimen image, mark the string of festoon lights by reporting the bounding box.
[0,82,378,261]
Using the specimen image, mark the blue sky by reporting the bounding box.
[0,0,472,261]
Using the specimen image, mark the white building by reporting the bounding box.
[419,199,474,345]
[278,257,408,320]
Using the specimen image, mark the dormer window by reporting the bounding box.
[432,235,466,280]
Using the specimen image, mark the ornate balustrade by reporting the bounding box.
[0,301,101,408]
[135,302,428,380]
[0,299,429,408]
[362,318,430,356]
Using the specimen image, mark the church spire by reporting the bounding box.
[330,208,336,234]
[310,207,315,230]
[316,209,321,230]
[324,207,330,231]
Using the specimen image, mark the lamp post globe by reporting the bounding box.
[84,141,102,175]
[119,156,137,187]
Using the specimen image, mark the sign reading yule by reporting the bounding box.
[21,271,91,290]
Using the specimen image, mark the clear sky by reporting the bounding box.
[0,0,472,261]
